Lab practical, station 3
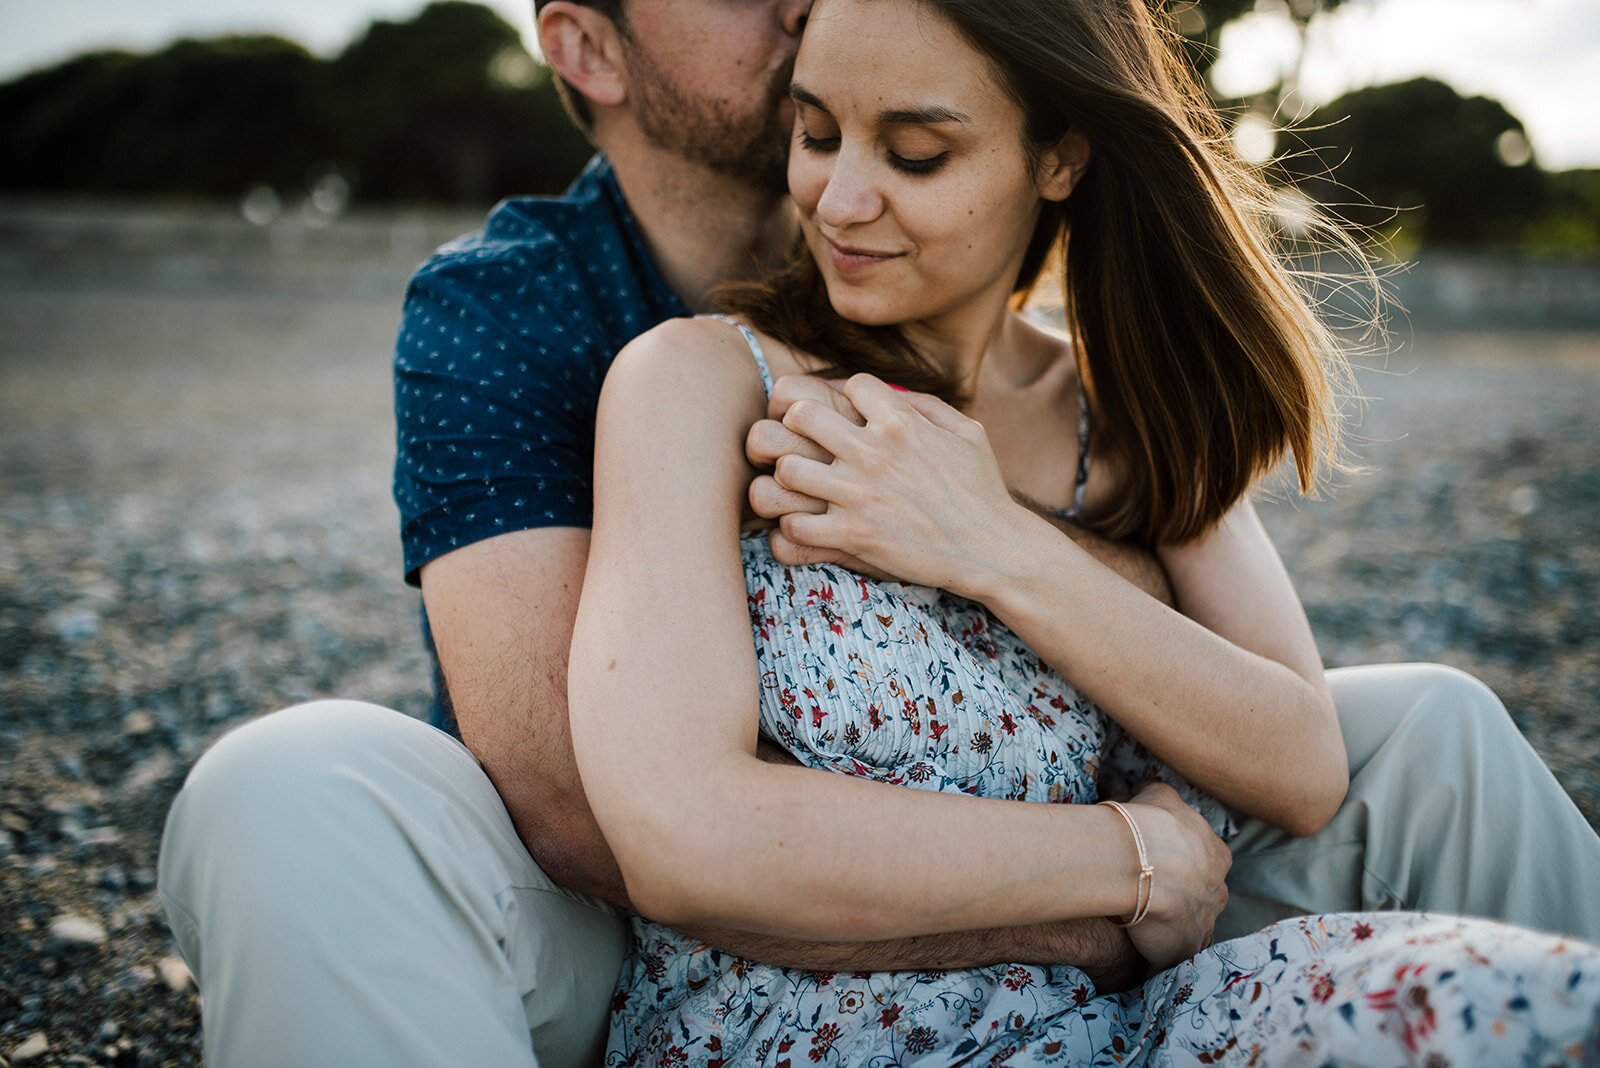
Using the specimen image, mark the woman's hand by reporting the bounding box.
[746,375,883,578]
[748,372,1036,600]
[748,375,1178,603]
[1116,782,1232,972]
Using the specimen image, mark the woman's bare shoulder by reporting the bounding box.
[604,316,771,417]
[592,318,769,522]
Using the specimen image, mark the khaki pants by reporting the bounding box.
[158,664,1600,1068]
[159,701,626,1068]
[1219,663,1600,941]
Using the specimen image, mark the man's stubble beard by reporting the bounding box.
[623,38,793,195]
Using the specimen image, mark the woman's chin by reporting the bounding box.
[822,285,907,328]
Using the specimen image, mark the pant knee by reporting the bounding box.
[174,699,439,812]
[160,701,455,892]
[1395,663,1516,753]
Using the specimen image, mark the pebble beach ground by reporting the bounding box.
[1,205,1597,1064]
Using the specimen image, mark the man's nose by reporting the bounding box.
[780,0,811,37]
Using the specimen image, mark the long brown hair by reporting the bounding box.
[718,0,1361,545]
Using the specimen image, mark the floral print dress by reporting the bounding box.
[607,322,1600,1065]
[606,537,1600,1067]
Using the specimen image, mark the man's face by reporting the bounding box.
[619,0,809,192]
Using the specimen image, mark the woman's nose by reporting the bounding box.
[815,150,884,229]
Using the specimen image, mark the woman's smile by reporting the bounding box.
[786,0,1067,346]
[820,232,904,273]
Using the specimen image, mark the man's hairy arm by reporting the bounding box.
[420,526,1142,986]
[685,917,1142,990]
[1056,520,1173,607]
[421,527,627,902]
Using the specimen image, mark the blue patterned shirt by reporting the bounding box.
[394,155,688,585]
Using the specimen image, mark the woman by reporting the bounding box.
[569,0,1600,1062]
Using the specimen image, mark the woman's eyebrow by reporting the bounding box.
[879,104,970,126]
[790,84,969,126]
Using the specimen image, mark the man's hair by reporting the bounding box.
[535,0,629,132]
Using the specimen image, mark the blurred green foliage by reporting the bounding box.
[1279,77,1541,245]
[1528,169,1600,252]
[0,1,592,205]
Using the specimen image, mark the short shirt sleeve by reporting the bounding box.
[393,239,606,585]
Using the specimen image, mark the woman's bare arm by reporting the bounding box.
[986,499,1346,835]
[421,525,1141,978]
[567,318,1229,959]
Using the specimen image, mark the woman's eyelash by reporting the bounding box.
[798,131,838,151]
[890,152,948,176]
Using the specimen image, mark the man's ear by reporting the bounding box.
[1038,127,1092,202]
[538,1,629,110]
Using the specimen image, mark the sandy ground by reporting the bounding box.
[1,265,1597,1063]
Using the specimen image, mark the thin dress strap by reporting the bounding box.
[703,313,773,398]
[1046,382,1092,524]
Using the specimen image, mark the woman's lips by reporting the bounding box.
[823,235,901,274]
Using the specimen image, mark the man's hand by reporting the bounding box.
[1117,782,1232,972]
[745,375,1173,603]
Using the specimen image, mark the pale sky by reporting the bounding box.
[3,0,1598,169]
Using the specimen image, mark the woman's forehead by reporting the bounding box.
[795,0,1008,120]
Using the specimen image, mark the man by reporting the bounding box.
[158,1,1600,1065]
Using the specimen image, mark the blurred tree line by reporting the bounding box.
[1275,77,1599,253]
[1177,0,1598,253]
[0,0,1594,250]
[0,2,591,207]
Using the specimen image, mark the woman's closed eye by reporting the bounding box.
[888,150,948,176]
[798,129,948,177]
[798,129,839,153]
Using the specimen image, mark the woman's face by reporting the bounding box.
[788,0,1076,339]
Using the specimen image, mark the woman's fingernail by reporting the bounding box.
[889,384,909,392]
